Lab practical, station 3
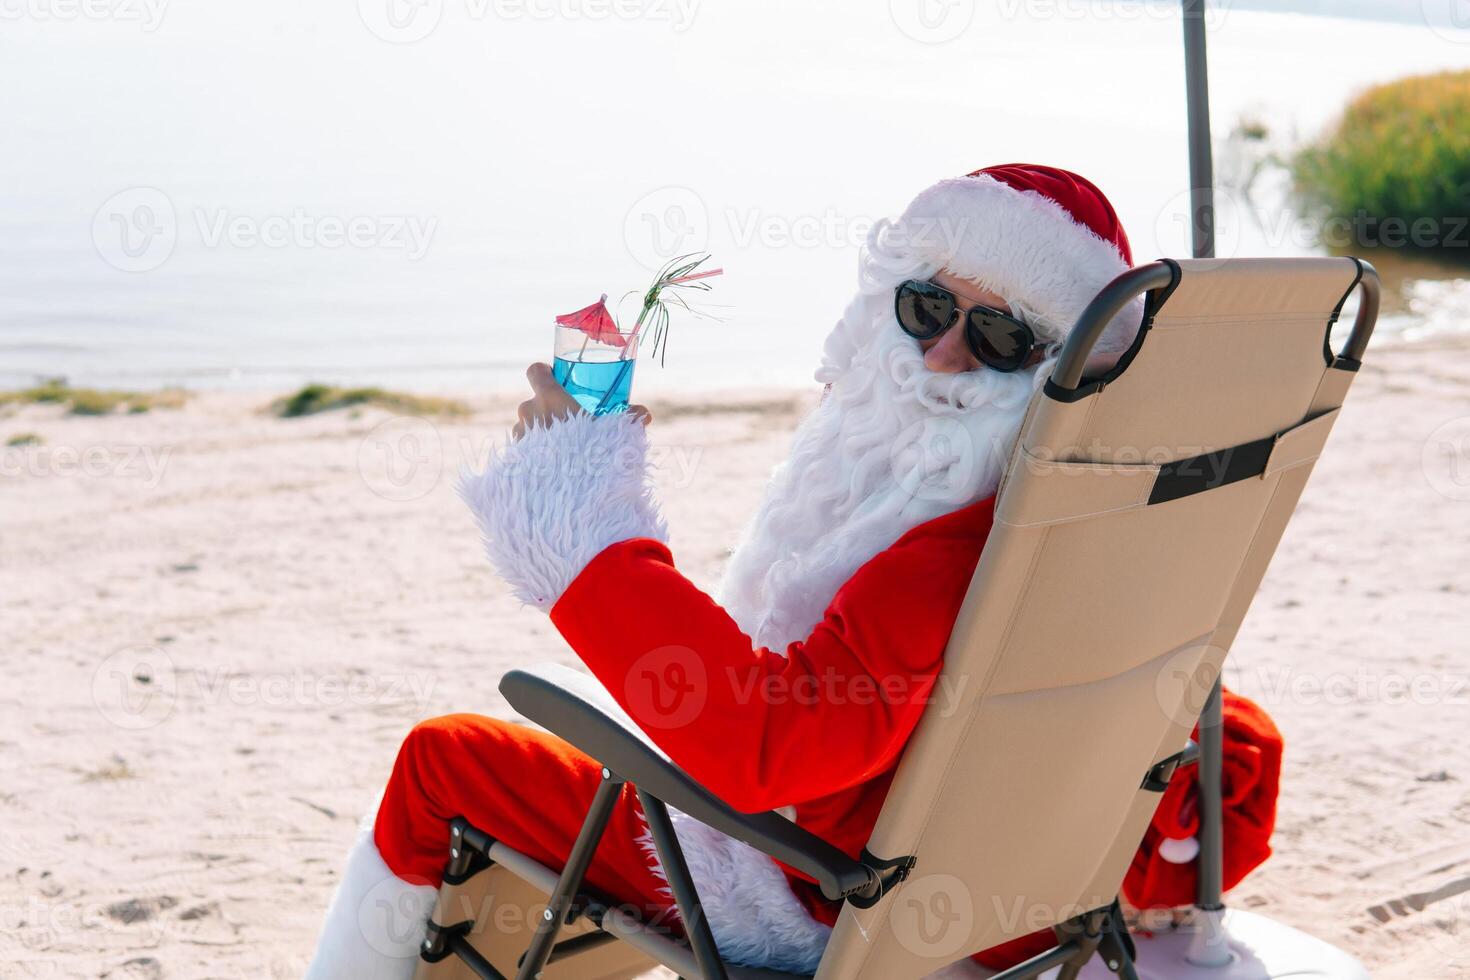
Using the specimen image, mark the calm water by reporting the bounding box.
[0,2,1466,395]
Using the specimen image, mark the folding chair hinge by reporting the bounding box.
[1141,741,1200,793]
[444,816,496,884]
[1049,899,1136,977]
[420,917,474,964]
[1096,919,1137,975]
[847,849,916,909]
[564,891,609,928]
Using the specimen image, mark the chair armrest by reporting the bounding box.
[499,663,879,902]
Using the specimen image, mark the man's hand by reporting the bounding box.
[512,363,652,440]
[513,363,581,439]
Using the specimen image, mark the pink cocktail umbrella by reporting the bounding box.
[555,294,626,348]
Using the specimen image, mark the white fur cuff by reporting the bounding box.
[460,412,668,610]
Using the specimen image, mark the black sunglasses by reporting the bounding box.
[894,279,1049,372]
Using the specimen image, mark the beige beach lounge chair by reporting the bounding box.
[413,255,1380,980]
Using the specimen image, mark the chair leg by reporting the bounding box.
[1045,898,1138,980]
[513,769,625,980]
[1094,899,1138,978]
[636,788,730,980]
[1054,932,1100,980]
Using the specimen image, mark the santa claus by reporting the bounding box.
[305,164,1236,978]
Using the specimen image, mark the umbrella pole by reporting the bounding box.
[1183,0,1215,261]
[1181,1,1231,966]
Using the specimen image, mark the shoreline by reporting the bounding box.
[2,312,1465,403]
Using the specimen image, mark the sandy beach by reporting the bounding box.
[2,339,1468,979]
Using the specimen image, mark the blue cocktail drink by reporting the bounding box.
[551,260,719,416]
[552,355,636,414]
[552,305,640,415]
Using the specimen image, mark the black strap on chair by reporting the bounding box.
[1147,435,1278,505]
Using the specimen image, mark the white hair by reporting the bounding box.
[715,219,1040,651]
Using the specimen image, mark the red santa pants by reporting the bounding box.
[374,714,675,922]
[372,714,1053,972]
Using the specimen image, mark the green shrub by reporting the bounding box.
[272,383,469,418]
[0,379,185,415]
[1293,70,1470,254]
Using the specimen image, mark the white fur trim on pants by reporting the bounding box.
[460,412,667,610]
[637,805,833,974]
[305,819,438,980]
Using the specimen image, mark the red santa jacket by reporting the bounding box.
[548,494,998,923]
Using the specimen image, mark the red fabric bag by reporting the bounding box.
[975,690,1283,969]
[1121,689,1283,908]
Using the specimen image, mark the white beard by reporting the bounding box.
[716,224,1039,652]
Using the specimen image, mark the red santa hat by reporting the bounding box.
[895,163,1138,353]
